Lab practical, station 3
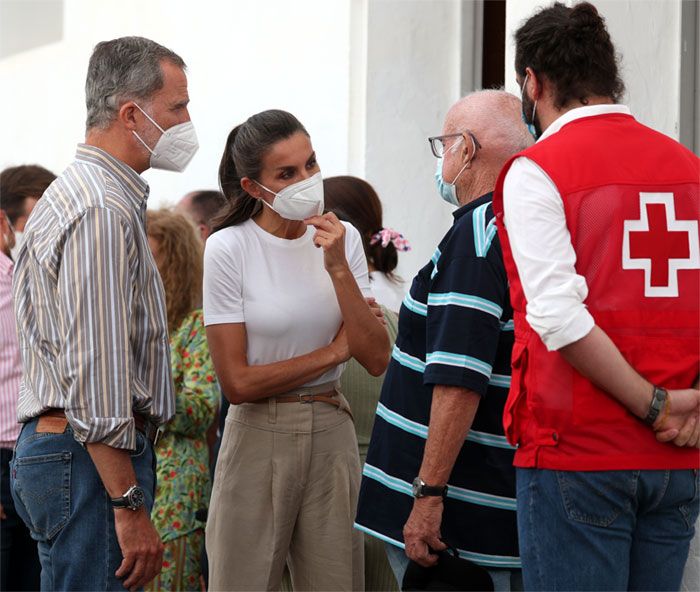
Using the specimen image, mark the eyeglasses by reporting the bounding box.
[427,131,482,159]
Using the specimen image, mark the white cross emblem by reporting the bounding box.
[622,192,699,297]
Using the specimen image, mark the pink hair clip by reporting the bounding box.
[370,228,411,252]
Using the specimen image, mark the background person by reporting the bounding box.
[0,164,56,259]
[203,109,390,591]
[176,189,226,242]
[10,36,198,590]
[322,174,404,591]
[144,209,218,591]
[0,163,55,592]
[324,175,409,313]
[494,3,700,590]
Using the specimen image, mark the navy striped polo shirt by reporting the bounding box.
[354,193,519,569]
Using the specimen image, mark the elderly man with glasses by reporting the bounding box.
[354,90,533,592]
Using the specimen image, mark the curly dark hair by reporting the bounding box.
[515,2,625,109]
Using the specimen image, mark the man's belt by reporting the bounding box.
[36,408,162,445]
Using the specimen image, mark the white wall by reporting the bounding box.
[505,0,684,141]
[0,0,353,207]
[362,0,464,280]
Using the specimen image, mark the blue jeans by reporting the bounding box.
[516,468,700,591]
[385,542,523,591]
[9,418,156,591]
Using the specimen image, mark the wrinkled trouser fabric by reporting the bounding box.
[206,386,364,591]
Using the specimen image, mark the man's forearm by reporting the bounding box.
[558,325,656,419]
[86,443,138,498]
[418,385,481,485]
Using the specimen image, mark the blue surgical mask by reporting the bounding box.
[435,157,470,207]
[520,73,539,140]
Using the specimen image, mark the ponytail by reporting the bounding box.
[211,125,262,231]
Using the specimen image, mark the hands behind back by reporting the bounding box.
[653,388,700,448]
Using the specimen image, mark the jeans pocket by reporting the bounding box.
[130,430,148,458]
[678,470,700,531]
[11,451,71,541]
[556,470,637,527]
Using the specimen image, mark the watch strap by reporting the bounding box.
[644,386,668,426]
[412,477,448,498]
[420,483,448,497]
[110,484,144,510]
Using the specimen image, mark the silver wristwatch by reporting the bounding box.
[110,485,146,511]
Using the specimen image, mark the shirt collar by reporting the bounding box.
[75,144,150,208]
[538,104,632,142]
[453,192,494,221]
[0,251,13,277]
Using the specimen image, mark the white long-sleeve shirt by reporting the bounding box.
[502,104,632,351]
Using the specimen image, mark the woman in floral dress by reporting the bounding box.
[145,209,219,591]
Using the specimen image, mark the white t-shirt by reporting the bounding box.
[369,271,406,314]
[203,218,372,386]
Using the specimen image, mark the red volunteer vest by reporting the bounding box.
[493,113,700,470]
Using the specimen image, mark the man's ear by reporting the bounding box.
[119,101,139,131]
[460,133,475,165]
[525,67,542,101]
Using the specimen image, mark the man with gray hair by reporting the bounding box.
[10,36,197,590]
[355,90,533,591]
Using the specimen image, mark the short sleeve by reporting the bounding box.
[203,231,244,326]
[343,222,372,298]
[423,253,507,395]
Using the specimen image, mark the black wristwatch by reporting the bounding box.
[412,477,448,499]
[110,485,146,511]
[643,386,668,426]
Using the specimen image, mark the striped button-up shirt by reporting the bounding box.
[13,144,175,450]
[0,252,21,448]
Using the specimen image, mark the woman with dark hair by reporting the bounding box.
[203,109,390,591]
[322,175,405,591]
[324,176,409,313]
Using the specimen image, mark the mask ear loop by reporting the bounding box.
[450,133,477,185]
[252,180,278,211]
[521,73,538,126]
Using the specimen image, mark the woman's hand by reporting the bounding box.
[305,213,349,276]
[367,297,386,326]
[329,324,350,364]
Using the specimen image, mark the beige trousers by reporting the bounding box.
[206,382,364,591]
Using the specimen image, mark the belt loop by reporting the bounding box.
[268,396,277,424]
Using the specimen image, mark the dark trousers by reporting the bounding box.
[1,447,40,591]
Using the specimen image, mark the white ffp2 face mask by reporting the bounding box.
[256,172,324,221]
[132,103,199,172]
[9,229,23,261]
